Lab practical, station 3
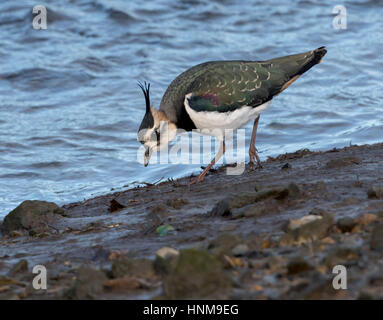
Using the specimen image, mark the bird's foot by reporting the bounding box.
[189,174,205,185]
[248,160,263,171]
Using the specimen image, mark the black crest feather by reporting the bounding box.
[138,81,151,113]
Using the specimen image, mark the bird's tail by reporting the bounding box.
[262,46,327,92]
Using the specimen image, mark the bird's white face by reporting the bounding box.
[138,108,177,166]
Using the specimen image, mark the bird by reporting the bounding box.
[137,46,327,184]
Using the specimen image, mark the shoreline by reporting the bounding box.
[0,142,382,299]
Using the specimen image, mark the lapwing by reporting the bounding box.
[138,47,327,184]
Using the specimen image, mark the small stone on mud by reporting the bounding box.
[370,223,383,251]
[104,276,141,291]
[209,183,300,218]
[111,258,155,280]
[208,198,230,217]
[109,199,125,212]
[287,256,314,274]
[1,200,64,235]
[9,260,28,277]
[65,265,107,300]
[281,163,292,170]
[156,247,179,260]
[166,198,189,209]
[154,248,179,276]
[337,217,357,233]
[322,247,360,268]
[162,249,230,299]
[357,213,377,226]
[208,233,241,258]
[367,185,383,199]
[231,244,249,257]
[280,212,334,245]
[325,157,361,169]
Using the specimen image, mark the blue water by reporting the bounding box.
[0,0,382,217]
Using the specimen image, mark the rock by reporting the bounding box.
[370,223,383,251]
[166,198,189,209]
[163,249,231,299]
[144,204,170,234]
[367,185,383,199]
[65,265,107,300]
[1,201,65,235]
[280,212,334,245]
[208,233,241,258]
[322,247,360,268]
[9,260,28,277]
[111,258,155,279]
[231,244,249,256]
[154,248,179,276]
[281,163,292,170]
[207,198,230,217]
[337,217,357,233]
[9,231,24,238]
[104,276,142,291]
[287,256,314,274]
[0,276,18,286]
[254,183,300,201]
[208,183,300,217]
[109,199,125,212]
[287,215,323,230]
[230,204,265,220]
[357,213,377,226]
[325,157,361,169]
[149,203,169,218]
[156,247,179,260]
[219,223,236,231]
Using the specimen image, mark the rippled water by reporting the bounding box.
[0,0,382,217]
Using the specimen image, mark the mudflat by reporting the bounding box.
[0,143,383,299]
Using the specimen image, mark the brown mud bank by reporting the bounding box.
[0,143,383,299]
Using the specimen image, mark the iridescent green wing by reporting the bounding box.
[185,61,287,113]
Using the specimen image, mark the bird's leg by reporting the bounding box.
[190,140,226,185]
[249,115,262,169]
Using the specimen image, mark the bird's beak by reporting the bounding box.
[144,146,151,167]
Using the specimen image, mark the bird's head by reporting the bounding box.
[137,82,177,167]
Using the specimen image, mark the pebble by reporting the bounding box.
[370,223,383,251]
[156,247,179,260]
[337,217,357,233]
[367,185,383,199]
[232,244,249,257]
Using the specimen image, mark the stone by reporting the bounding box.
[337,217,357,233]
[280,212,334,245]
[357,213,377,226]
[287,256,314,274]
[65,265,107,300]
[104,276,141,291]
[166,198,189,209]
[154,248,179,276]
[156,247,179,260]
[231,244,249,257]
[111,258,155,279]
[208,198,230,217]
[208,233,241,258]
[325,157,361,169]
[208,183,300,217]
[109,199,125,212]
[1,200,65,235]
[370,223,383,251]
[322,247,360,268]
[163,249,230,299]
[367,185,383,199]
[9,260,28,277]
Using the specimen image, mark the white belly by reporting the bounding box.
[184,93,271,137]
